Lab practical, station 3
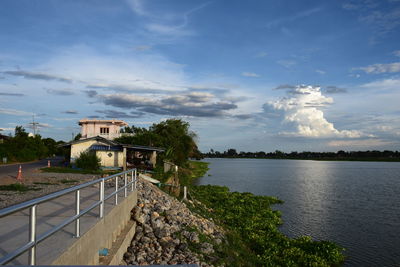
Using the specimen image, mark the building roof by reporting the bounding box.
[62,136,164,152]
[61,136,119,147]
[0,134,10,140]
[78,118,128,126]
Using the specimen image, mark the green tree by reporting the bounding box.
[115,119,200,166]
[75,151,101,171]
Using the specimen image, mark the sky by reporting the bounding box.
[0,0,400,153]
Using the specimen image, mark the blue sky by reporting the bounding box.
[1,0,400,152]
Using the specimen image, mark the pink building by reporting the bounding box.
[79,118,128,140]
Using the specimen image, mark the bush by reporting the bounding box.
[75,151,101,171]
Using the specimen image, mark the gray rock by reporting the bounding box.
[200,242,214,254]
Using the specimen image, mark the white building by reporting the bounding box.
[79,118,128,140]
[63,119,164,170]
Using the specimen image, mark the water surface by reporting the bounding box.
[194,158,400,266]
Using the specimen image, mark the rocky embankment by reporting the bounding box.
[123,179,225,266]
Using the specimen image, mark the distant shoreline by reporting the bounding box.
[202,157,400,162]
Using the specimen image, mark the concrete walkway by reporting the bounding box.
[0,182,132,265]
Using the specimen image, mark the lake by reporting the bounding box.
[194,158,400,266]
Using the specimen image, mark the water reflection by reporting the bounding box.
[195,158,400,266]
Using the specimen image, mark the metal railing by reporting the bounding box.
[0,168,137,265]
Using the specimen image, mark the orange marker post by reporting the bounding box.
[16,165,23,183]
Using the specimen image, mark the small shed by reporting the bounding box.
[63,136,164,170]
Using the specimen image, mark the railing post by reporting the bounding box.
[75,190,80,237]
[124,173,127,197]
[183,186,187,200]
[131,170,134,191]
[134,169,137,190]
[29,205,36,265]
[99,179,104,218]
[115,176,118,205]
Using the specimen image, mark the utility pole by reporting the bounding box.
[28,115,39,136]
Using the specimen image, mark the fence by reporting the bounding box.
[0,168,137,265]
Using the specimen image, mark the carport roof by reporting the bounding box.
[122,144,164,152]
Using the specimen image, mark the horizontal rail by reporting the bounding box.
[0,169,134,218]
[0,168,137,265]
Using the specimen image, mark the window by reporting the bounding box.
[100,127,109,135]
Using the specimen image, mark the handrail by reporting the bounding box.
[0,169,133,218]
[0,168,137,265]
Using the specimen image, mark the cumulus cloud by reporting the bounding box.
[99,91,237,117]
[263,85,363,138]
[2,70,72,83]
[241,72,260,77]
[46,88,74,95]
[356,62,400,73]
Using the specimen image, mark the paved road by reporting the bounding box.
[0,157,64,179]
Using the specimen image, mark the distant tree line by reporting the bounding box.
[204,148,400,161]
[0,126,66,162]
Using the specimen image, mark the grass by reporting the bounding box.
[0,183,40,192]
[33,182,59,185]
[178,161,209,186]
[60,179,79,184]
[41,167,105,174]
[187,185,345,266]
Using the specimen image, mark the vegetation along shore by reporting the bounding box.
[204,149,400,162]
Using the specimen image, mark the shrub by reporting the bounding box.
[75,151,101,171]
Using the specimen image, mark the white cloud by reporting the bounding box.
[0,108,32,116]
[266,7,322,28]
[327,139,394,148]
[241,72,260,77]
[126,0,148,16]
[315,69,326,75]
[277,60,296,68]
[145,23,193,37]
[126,0,208,38]
[255,52,268,58]
[0,127,14,132]
[265,85,363,138]
[361,77,400,90]
[134,45,152,51]
[356,62,400,73]
[393,50,400,57]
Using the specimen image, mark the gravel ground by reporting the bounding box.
[0,170,102,209]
